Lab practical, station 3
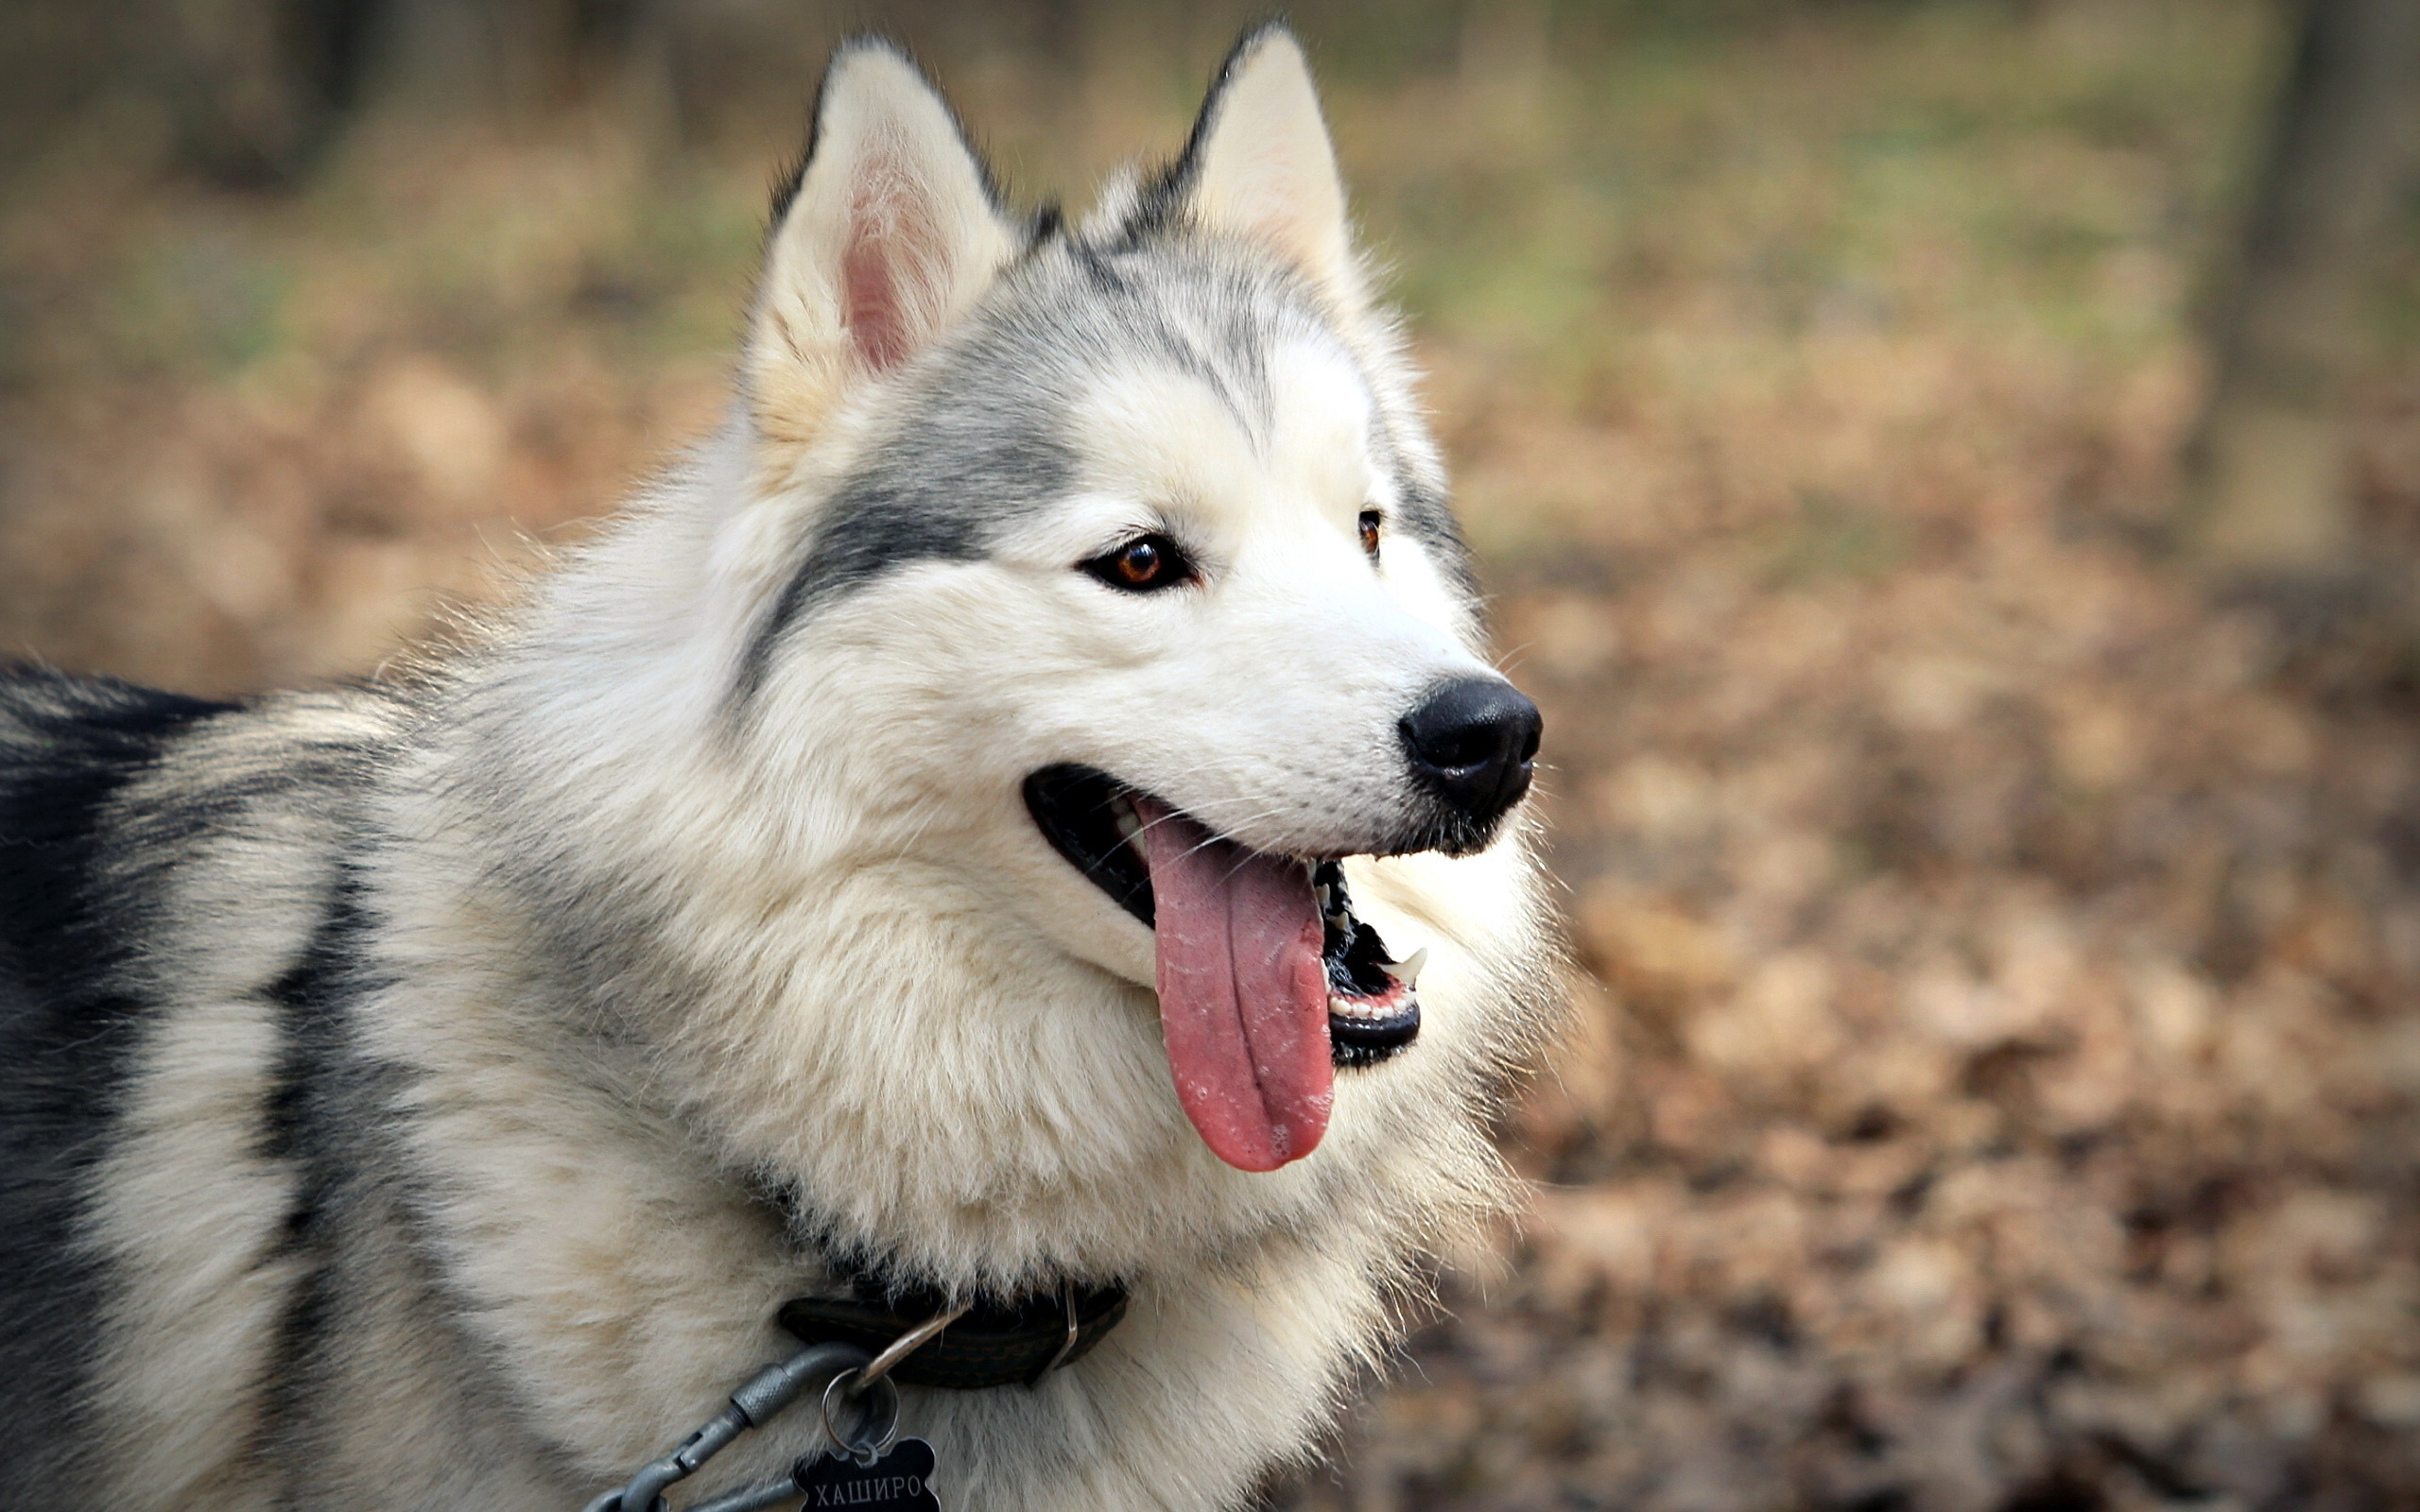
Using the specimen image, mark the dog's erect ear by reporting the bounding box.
[1168,25,1364,315]
[748,42,1017,446]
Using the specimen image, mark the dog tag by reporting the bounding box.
[793,1438,942,1511]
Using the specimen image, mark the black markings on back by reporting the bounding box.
[260,870,375,1202]
[255,862,416,1472]
[0,666,237,1488]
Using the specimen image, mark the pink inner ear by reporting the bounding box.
[842,162,942,372]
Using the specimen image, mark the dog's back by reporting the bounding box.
[0,668,432,1507]
[0,670,242,1488]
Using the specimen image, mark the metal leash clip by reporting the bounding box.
[582,1304,969,1512]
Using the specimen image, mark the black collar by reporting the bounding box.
[754,1178,1131,1389]
[778,1281,1128,1390]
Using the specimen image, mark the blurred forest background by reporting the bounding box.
[6,0,2420,1508]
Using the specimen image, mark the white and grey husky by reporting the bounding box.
[0,26,1560,1512]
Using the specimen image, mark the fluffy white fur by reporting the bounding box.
[60,27,1562,1512]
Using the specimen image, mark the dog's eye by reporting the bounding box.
[1358,509,1382,559]
[1083,533,1193,593]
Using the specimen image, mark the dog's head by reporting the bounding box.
[499,28,1554,1269]
[713,29,1543,1177]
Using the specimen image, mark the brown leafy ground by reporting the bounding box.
[4,4,2417,1509]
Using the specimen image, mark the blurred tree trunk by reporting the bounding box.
[158,0,379,184]
[365,0,603,120]
[2183,0,2420,577]
[157,0,602,180]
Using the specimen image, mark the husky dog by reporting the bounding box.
[0,25,1558,1512]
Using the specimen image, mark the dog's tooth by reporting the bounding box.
[1316,884,1332,913]
[1382,947,1428,988]
[1112,799,1142,846]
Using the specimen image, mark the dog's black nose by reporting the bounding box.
[1399,678,1542,826]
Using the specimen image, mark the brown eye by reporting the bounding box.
[1357,509,1382,559]
[1115,540,1163,584]
[1082,533,1193,593]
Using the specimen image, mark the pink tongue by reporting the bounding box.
[1134,797,1333,1172]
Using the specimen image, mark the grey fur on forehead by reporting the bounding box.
[737,234,1472,700]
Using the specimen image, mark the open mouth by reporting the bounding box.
[1024,764,1426,1062]
[1024,765,1426,1173]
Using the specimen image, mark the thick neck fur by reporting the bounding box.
[402,404,1542,1304]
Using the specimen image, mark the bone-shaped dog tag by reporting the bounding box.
[792,1437,942,1511]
